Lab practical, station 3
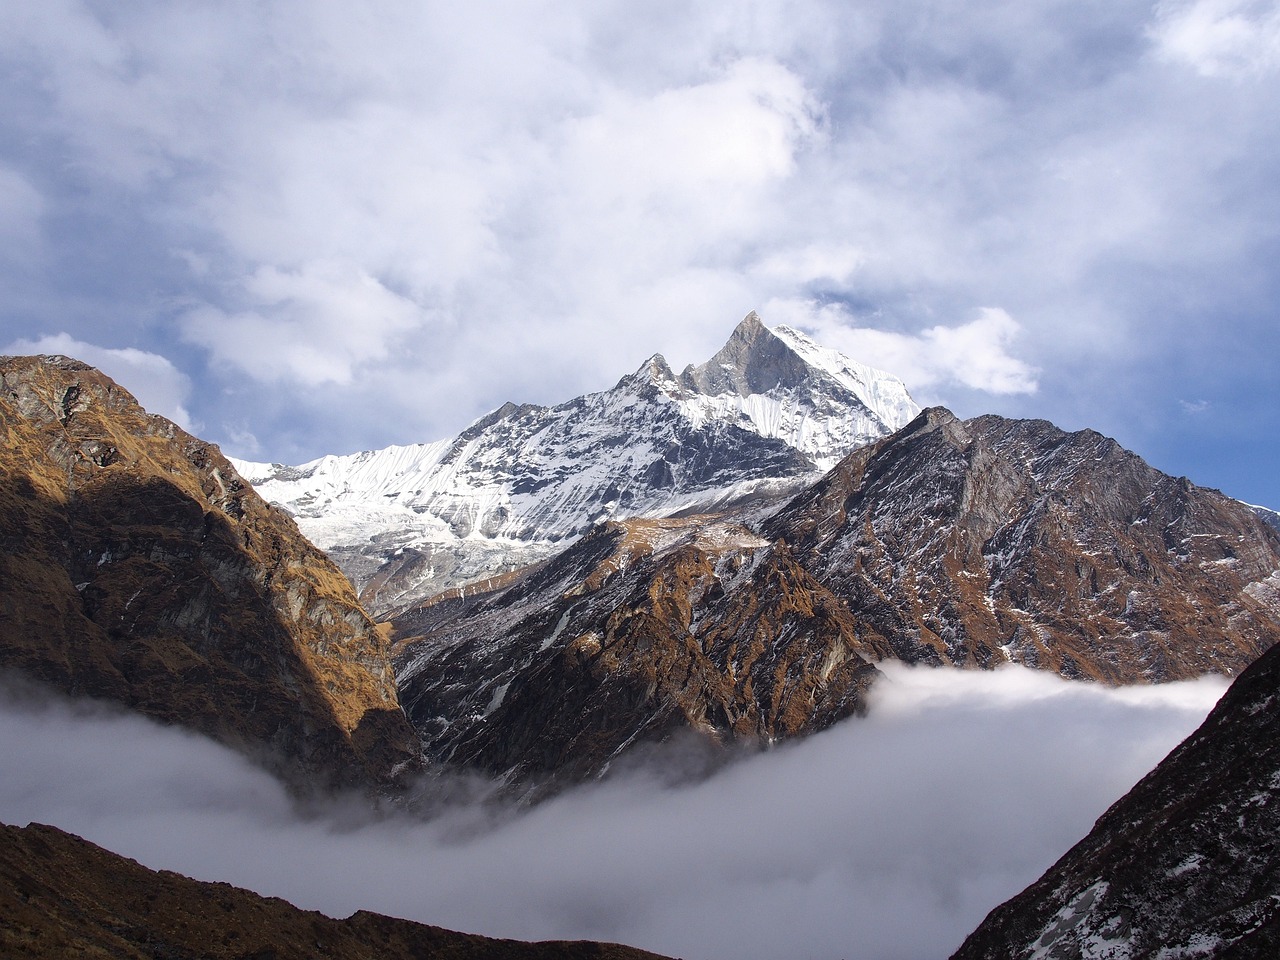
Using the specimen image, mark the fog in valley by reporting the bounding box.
[0,663,1226,960]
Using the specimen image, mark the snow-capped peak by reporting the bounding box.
[234,312,921,610]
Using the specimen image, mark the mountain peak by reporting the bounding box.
[242,311,920,608]
[678,311,808,397]
[737,309,767,335]
[674,314,919,443]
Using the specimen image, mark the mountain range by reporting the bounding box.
[391,405,1280,791]
[3,314,1280,958]
[234,313,919,614]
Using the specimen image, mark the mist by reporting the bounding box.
[0,664,1227,960]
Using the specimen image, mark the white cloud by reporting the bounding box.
[555,57,822,213]
[2,0,1279,505]
[755,243,866,285]
[182,260,428,386]
[2,333,194,429]
[0,664,1226,960]
[768,300,1040,395]
[1151,0,1280,78]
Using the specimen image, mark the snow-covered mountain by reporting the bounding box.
[233,313,919,612]
[390,407,1280,790]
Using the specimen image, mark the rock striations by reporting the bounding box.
[0,821,671,960]
[235,313,919,613]
[949,628,1280,959]
[768,407,1280,682]
[392,406,1280,787]
[0,355,420,792]
[394,516,879,789]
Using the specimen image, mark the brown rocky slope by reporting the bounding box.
[394,516,879,789]
[0,355,420,792]
[769,407,1280,681]
[0,821,670,960]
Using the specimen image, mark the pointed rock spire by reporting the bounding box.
[679,311,808,397]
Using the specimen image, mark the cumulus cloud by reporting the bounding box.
[1151,0,1280,78]
[2,333,194,429]
[0,665,1225,960]
[2,0,1279,506]
[182,260,428,386]
[770,300,1040,395]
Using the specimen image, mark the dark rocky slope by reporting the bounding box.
[395,516,878,789]
[0,355,420,792]
[950,622,1280,959]
[0,821,670,960]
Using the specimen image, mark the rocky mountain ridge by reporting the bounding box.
[0,355,420,792]
[394,515,879,791]
[0,821,670,960]
[234,313,919,613]
[769,407,1280,681]
[391,406,1280,788]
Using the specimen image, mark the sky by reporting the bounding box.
[1,1,1278,507]
[0,663,1227,960]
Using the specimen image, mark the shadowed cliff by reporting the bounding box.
[0,355,421,793]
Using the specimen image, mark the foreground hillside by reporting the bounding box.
[950,625,1280,958]
[0,822,670,960]
[0,355,420,791]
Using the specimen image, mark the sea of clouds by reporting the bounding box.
[0,662,1227,960]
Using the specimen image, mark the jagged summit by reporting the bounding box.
[677,311,792,396]
[237,312,920,611]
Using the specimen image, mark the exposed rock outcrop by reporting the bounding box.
[0,355,420,792]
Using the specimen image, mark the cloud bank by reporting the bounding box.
[0,664,1226,960]
[2,1,1278,508]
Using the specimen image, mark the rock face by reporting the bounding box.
[235,313,919,613]
[769,408,1280,681]
[0,822,671,960]
[0,355,420,792]
[949,630,1280,959]
[393,407,1280,786]
[394,517,879,789]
